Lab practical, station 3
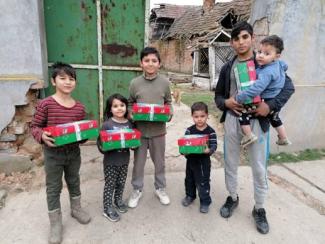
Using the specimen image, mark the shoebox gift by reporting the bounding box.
[132,103,171,122]
[43,120,99,146]
[100,129,141,151]
[178,134,209,154]
[234,60,261,105]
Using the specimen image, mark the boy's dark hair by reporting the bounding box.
[51,62,76,80]
[231,21,253,39]
[104,93,128,120]
[140,47,161,63]
[261,35,284,54]
[191,102,208,114]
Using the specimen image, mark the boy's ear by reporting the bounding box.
[50,78,56,86]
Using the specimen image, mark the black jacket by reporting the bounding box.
[214,56,295,132]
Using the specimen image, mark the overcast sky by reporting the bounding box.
[150,0,231,9]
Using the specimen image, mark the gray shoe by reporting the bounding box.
[70,196,91,224]
[114,200,128,213]
[220,196,239,218]
[48,209,63,244]
[103,207,120,222]
[252,207,269,234]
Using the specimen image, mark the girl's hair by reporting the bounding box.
[104,93,128,120]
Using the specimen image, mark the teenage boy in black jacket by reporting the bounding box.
[214,21,294,234]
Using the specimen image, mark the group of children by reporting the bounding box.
[31,35,291,242]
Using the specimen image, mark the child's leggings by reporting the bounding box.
[103,164,128,211]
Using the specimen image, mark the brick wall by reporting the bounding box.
[0,89,43,166]
[151,39,193,74]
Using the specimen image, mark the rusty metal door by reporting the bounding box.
[44,0,148,121]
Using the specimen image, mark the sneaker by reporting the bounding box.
[103,207,120,222]
[200,204,209,213]
[128,189,142,208]
[252,207,269,234]
[220,196,239,218]
[276,136,292,146]
[155,188,170,205]
[241,134,258,148]
[181,196,195,207]
[114,200,128,213]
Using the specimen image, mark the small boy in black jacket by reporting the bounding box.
[181,102,217,213]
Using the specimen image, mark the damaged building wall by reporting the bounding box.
[250,0,325,152]
[151,39,193,74]
[0,0,47,170]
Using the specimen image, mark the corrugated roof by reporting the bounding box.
[164,0,252,42]
[151,4,197,20]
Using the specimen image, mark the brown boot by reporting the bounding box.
[70,196,91,224]
[48,209,63,244]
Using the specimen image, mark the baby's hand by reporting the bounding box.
[41,131,56,147]
[204,148,210,154]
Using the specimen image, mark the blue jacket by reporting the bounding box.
[236,60,288,103]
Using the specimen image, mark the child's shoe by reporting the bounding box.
[70,196,91,224]
[181,196,195,207]
[241,133,258,148]
[155,188,170,205]
[114,200,128,213]
[103,207,120,222]
[276,136,292,146]
[128,189,142,208]
[200,204,209,213]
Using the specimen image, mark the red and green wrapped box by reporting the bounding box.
[132,103,171,122]
[234,60,262,105]
[100,129,141,151]
[43,120,99,146]
[178,134,209,154]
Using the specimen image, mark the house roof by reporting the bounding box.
[150,4,197,21]
[164,0,252,45]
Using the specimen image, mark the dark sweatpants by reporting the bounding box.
[44,145,81,211]
[184,156,211,206]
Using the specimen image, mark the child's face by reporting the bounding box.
[256,44,280,66]
[230,30,254,57]
[111,98,126,119]
[192,110,208,129]
[140,53,160,76]
[51,72,76,95]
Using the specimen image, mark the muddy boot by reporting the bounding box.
[70,196,91,224]
[48,209,63,244]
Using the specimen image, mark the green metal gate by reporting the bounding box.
[44,0,148,121]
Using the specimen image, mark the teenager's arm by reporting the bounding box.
[214,65,227,111]
[255,74,295,116]
[266,74,294,111]
[214,65,243,115]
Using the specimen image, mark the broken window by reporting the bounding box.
[220,10,238,29]
[198,48,209,74]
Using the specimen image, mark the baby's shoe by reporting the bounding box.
[276,136,292,146]
[241,133,258,148]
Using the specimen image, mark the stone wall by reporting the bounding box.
[250,0,325,152]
